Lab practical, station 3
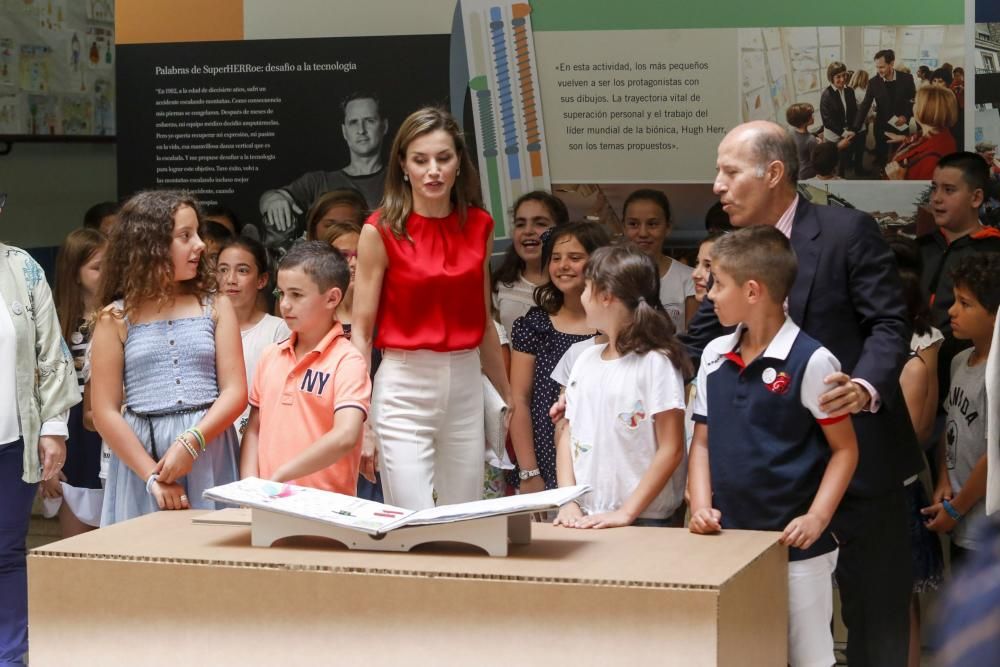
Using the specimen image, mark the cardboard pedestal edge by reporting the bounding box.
[28,517,787,666]
[30,551,760,592]
[30,546,771,590]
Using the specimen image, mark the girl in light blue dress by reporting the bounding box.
[91,191,246,525]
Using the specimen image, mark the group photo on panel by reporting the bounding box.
[740,22,969,183]
[3,35,1000,667]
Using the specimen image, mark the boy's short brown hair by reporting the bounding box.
[711,226,798,303]
[279,240,349,293]
[785,103,814,129]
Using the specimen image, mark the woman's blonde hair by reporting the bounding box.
[914,85,958,132]
[378,107,482,239]
[849,69,869,89]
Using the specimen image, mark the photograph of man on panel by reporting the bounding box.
[259,91,388,252]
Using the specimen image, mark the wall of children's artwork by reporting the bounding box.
[0,0,115,136]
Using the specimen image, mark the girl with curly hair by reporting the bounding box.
[91,190,246,525]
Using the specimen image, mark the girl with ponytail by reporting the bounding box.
[553,244,691,529]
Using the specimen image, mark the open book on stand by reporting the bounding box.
[203,478,590,537]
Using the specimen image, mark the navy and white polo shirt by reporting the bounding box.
[692,317,848,561]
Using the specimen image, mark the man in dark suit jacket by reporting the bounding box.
[684,121,922,667]
[853,49,916,168]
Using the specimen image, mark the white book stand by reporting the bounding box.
[251,508,534,557]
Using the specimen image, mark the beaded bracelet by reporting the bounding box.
[176,434,199,460]
[185,427,207,452]
[942,499,963,522]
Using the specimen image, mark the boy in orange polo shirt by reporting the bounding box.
[240,241,371,494]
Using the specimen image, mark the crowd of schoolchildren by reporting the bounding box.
[3,106,999,667]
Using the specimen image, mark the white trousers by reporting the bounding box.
[788,548,839,667]
[371,349,485,510]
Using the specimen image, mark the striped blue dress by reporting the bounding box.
[100,299,239,526]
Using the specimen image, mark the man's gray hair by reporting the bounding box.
[750,127,799,186]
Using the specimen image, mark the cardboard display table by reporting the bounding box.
[28,511,787,666]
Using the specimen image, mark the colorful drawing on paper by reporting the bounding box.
[770,76,789,111]
[789,47,819,71]
[741,51,767,90]
[60,94,92,134]
[68,31,81,72]
[744,86,773,121]
[820,47,841,67]
[19,44,51,92]
[0,38,16,88]
[87,0,114,23]
[38,0,66,32]
[86,25,113,70]
[0,95,19,133]
[762,27,781,50]
[27,93,57,134]
[260,482,302,499]
[742,29,764,50]
[461,0,551,238]
[93,76,113,135]
[793,69,820,94]
[767,48,786,79]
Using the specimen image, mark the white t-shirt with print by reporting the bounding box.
[238,314,291,435]
[660,260,695,335]
[565,343,687,519]
[945,348,988,549]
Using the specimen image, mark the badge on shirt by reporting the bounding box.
[764,369,792,395]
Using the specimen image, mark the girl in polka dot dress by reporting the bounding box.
[509,222,611,492]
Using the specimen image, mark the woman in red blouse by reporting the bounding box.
[352,107,510,509]
[885,85,958,181]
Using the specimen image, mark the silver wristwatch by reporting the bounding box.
[518,468,541,481]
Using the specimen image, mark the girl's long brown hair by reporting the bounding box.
[584,244,692,378]
[378,107,482,239]
[97,190,216,321]
[54,227,107,341]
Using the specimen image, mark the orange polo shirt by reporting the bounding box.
[249,322,371,495]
